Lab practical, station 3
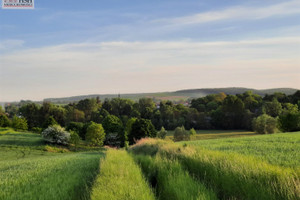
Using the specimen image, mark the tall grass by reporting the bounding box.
[133,154,217,200]
[130,138,300,200]
[0,152,102,200]
[184,132,300,168]
[91,149,155,200]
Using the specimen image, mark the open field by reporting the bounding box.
[1,127,299,200]
[183,132,300,168]
[0,128,103,200]
[166,130,257,141]
[130,134,300,200]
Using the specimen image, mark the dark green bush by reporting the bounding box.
[0,114,11,127]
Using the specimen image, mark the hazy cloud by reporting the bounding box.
[154,0,300,25]
[1,37,299,101]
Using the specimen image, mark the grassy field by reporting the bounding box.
[133,154,217,200]
[91,149,155,200]
[130,134,300,200]
[0,128,104,200]
[166,129,257,141]
[1,127,299,200]
[183,132,300,168]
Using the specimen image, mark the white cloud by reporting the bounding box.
[154,0,300,25]
[0,39,24,51]
[0,37,299,101]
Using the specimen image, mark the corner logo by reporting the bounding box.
[2,0,34,9]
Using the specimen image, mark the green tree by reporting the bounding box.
[264,99,282,117]
[0,114,11,127]
[0,105,4,114]
[77,98,99,121]
[189,128,196,136]
[12,116,28,131]
[138,98,156,119]
[66,122,85,139]
[128,118,156,144]
[85,122,106,146]
[42,116,58,129]
[173,126,190,142]
[220,95,245,129]
[102,115,124,146]
[69,131,81,150]
[157,127,168,139]
[252,114,277,134]
[278,112,300,132]
[19,103,40,129]
[65,106,85,123]
[102,115,123,134]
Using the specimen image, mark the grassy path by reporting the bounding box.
[91,149,155,200]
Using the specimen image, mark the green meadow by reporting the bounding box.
[1,128,299,199]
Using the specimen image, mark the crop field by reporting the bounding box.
[130,133,300,200]
[183,132,300,168]
[166,130,257,141]
[0,128,103,200]
[1,127,299,200]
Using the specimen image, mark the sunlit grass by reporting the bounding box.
[0,152,103,200]
[130,137,300,200]
[91,149,155,200]
[166,129,256,141]
[133,153,217,200]
[184,132,300,168]
[0,128,104,200]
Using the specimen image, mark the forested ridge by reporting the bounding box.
[1,90,300,146]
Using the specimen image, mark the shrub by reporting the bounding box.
[12,116,28,131]
[189,128,197,136]
[70,131,81,149]
[41,125,70,145]
[252,114,277,134]
[173,126,190,141]
[129,119,157,144]
[278,112,300,132]
[31,127,43,134]
[0,114,11,127]
[85,122,106,146]
[42,116,58,129]
[66,122,85,139]
[102,115,123,134]
[157,127,168,139]
[102,115,124,146]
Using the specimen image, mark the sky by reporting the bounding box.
[0,0,299,101]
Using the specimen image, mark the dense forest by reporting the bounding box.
[1,90,300,146]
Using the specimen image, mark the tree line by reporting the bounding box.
[0,90,299,146]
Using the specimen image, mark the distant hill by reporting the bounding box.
[44,87,299,104]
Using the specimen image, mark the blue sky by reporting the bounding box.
[0,0,300,101]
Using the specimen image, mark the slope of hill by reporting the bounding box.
[44,87,298,104]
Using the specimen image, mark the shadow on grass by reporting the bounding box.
[78,151,106,200]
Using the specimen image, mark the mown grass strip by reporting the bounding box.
[90,149,155,200]
[0,152,102,200]
[130,138,300,200]
[133,154,217,200]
